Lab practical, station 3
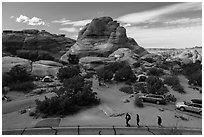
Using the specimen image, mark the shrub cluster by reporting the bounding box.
[3,65,35,93]
[182,61,202,87]
[146,76,169,95]
[119,86,134,94]
[134,94,144,108]
[57,65,80,82]
[35,66,100,116]
[147,67,164,76]
[96,61,136,83]
[163,75,185,93]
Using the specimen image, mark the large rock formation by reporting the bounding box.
[61,16,148,63]
[2,56,63,77]
[2,29,76,60]
[2,56,32,74]
[31,60,63,77]
[171,49,202,64]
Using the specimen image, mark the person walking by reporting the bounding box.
[157,115,162,127]
[125,113,131,127]
[136,114,140,127]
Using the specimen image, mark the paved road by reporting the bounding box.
[2,126,202,135]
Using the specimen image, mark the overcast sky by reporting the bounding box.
[2,2,202,48]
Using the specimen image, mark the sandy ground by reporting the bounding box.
[2,75,202,130]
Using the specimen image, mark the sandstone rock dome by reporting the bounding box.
[61,16,148,63]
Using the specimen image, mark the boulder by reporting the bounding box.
[60,16,148,63]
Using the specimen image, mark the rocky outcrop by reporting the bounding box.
[2,56,31,74]
[31,60,63,77]
[172,49,202,64]
[109,48,139,64]
[2,56,62,77]
[2,29,76,60]
[61,16,148,63]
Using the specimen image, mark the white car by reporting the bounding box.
[176,101,202,115]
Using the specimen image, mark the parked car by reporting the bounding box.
[191,99,202,105]
[139,94,166,105]
[176,101,202,115]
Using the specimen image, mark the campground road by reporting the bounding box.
[2,126,202,135]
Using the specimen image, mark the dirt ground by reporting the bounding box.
[2,75,202,130]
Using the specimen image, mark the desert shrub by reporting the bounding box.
[133,62,140,68]
[7,65,33,82]
[29,111,37,117]
[2,73,11,87]
[165,94,177,103]
[68,54,79,64]
[147,67,164,76]
[57,65,80,82]
[188,70,202,87]
[96,68,114,82]
[62,75,85,93]
[9,81,35,93]
[119,86,134,94]
[163,75,185,93]
[134,82,148,94]
[35,77,100,116]
[156,63,169,70]
[134,94,144,107]
[163,75,179,86]
[3,65,35,92]
[143,57,154,63]
[146,76,168,95]
[172,84,185,93]
[114,65,136,82]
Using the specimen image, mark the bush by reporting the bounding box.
[172,84,185,94]
[119,86,134,94]
[62,75,85,93]
[134,82,148,94]
[163,75,185,93]
[9,81,35,93]
[134,94,144,107]
[146,76,168,95]
[96,68,114,82]
[143,58,154,63]
[133,62,140,68]
[35,79,100,116]
[147,67,164,76]
[114,65,136,82]
[7,65,33,82]
[57,65,80,82]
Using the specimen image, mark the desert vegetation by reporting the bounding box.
[3,65,35,93]
[163,75,185,93]
[35,66,100,116]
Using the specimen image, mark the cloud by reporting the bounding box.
[15,15,48,26]
[59,27,78,32]
[165,18,201,25]
[123,23,131,28]
[52,18,70,24]
[61,19,91,26]
[10,16,15,19]
[126,25,202,48]
[117,2,201,24]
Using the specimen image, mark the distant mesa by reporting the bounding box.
[60,16,148,63]
[2,29,76,60]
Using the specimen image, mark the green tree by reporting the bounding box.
[57,65,80,82]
